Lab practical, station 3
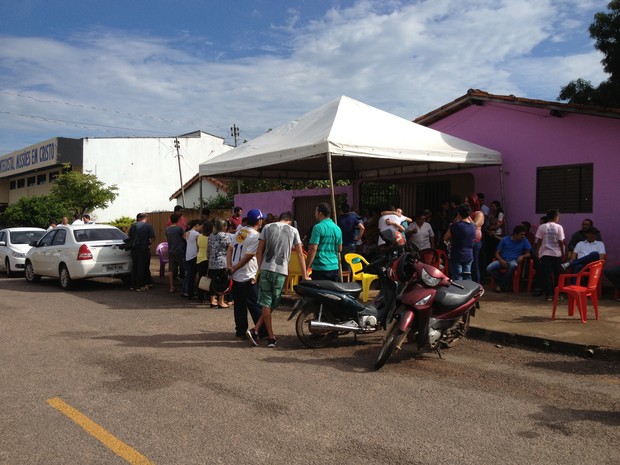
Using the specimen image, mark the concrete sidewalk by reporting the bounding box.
[468,287,620,358]
[151,260,620,358]
[280,284,620,359]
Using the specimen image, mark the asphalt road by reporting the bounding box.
[1,274,619,465]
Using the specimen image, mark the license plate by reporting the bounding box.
[105,264,124,271]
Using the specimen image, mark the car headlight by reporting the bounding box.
[421,267,442,287]
[11,251,26,258]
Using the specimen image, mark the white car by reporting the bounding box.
[0,227,47,277]
[24,224,132,289]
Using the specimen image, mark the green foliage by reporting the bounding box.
[234,178,350,193]
[0,195,67,228]
[50,165,119,217]
[108,216,134,233]
[558,1,620,107]
[202,193,234,209]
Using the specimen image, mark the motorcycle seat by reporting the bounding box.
[296,280,363,296]
[434,280,482,312]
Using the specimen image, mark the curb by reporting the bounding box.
[280,295,620,360]
[468,326,620,361]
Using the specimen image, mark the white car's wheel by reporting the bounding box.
[5,258,14,278]
[24,261,40,283]
[59,265,73,290]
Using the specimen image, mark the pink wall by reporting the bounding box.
[429,103,620,264]
[234,185,354,220]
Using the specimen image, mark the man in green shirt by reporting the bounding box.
[306,202,343,282]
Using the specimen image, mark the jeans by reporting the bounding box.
[472,240,482,283]
[487,259,518,289]
[539,255,562,297]
[567,252,600,273]
[232,280,267,338]
[311,269,340,282]
[449,258,472,281]
[183,257,197,297]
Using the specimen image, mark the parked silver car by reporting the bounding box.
[0,227,47,277]
[24,224,132,289]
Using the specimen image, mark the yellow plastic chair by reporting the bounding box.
[344,253,378,302]
[285,250,310,293]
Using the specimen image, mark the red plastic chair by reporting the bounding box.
[489,259,525,293]
[552,260,605,323]
[418,248,439,267]
[435,249,449,277]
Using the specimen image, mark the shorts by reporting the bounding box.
[168,251,184,278]
[257,270,287,310]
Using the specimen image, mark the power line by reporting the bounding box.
[0,90,218,130]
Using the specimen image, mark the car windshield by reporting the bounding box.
[11,230,45,244]
[73,228,127,242]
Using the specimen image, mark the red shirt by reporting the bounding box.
[229,215,242,229]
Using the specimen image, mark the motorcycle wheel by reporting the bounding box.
[295,302,338,349]
[441,311,471,348]
[374,321,404,370]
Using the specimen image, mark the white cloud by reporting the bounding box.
[0,0,609,155]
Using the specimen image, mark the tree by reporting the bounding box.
[558,0,620,107]
[0,195,67,228]
[50,166,119,217]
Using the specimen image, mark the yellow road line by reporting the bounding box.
[47,397,155,465]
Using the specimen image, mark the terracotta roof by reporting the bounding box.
[169,173,229,201]
[414,89,620,126]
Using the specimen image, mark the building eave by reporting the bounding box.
[414,89,620,126]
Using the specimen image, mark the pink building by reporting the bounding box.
[415,89,620,265]
[236,90,619,266]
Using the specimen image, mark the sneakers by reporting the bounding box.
[267,338,278,348]
[246,329,259,347]
[561,262,571,270]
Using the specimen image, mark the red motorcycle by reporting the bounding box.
[374,251,484,370]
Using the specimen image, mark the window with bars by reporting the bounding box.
[536,163,593,213]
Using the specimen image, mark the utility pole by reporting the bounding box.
[230,124,241,194]
[174,137,186,208]
[230,124,239,147]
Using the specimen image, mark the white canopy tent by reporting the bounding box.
[199,96,502,279]
[199,95,502,182]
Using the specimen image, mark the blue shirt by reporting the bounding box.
[497,236,531,262]
[338,212,362,246]
[449,220,475,262]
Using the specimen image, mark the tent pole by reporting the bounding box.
[326,152,343,281]
[499,164,507,231]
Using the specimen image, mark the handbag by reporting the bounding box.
[198,276,212,291]
[122,236,139,250]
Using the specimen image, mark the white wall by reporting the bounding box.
[83,133,231,222]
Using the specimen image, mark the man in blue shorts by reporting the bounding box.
[247,211,310,348]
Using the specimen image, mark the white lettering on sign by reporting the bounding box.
[0,139,58,176]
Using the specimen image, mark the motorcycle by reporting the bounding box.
[374,249,484,370]
[288,229,406,348]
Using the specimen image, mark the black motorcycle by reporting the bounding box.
[288,229,406,348]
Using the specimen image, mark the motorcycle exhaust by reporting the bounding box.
[310,321,364,332]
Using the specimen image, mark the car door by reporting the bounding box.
[48,229,68,276]
[0,230,7,267]
[30,229,59,275]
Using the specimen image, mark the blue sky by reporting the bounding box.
[0,0,609,170]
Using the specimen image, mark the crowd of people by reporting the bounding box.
[126,197,618,346]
